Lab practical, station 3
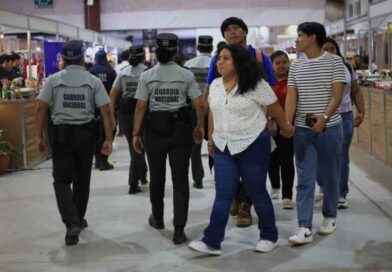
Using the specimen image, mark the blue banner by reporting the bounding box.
[44,41,64,77]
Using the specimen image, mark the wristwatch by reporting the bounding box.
[323,114,329,121]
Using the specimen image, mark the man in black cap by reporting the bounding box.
[109,44,149,194]
[35,40,113,245]
[89,49,117,171]
[184,35,213,189]
[204,17,276,228]
[133,33,204,244]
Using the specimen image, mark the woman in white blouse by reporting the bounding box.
[188,44,293,255]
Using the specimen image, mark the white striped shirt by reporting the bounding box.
[288,52,346,128]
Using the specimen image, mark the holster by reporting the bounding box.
[147,111,176,136]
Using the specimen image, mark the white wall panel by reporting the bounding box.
[29,16,57,34]
[58,23,78,39]
[101,8,325,30]
[0,10,28,29]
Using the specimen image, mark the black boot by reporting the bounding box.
[140,176,148,185]
[173,226,187,244]
[193,180,203,189]
[128,186,142,194]
[148,214,164,229]
[81,218,88,229]
[65,226,81,245]
[99,160,114,171]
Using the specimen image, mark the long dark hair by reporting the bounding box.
[217,44,262,94]
[129,55,144,66]
[324,37,352,75]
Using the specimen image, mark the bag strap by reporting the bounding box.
[255,49,264,64]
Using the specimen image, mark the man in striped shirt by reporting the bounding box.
[285,22,346,245]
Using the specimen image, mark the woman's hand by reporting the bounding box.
[193,125,205,144]
[207,140,214,157]
[266,119,278,137]
[353,112,364,127]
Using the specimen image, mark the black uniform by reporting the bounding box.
[113,45,148,193]
[89,50,117,170]
[134,33,202,244]
[37,40,111,245]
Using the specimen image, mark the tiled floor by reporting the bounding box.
[0,137,391,272]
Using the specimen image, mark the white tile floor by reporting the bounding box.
[0,137,391,272]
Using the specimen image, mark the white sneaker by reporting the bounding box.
[270,188,280,199]
[319,218,337,235]
[338,197,348,209]
[254,239,278,253]
[282,198,294,209]
[188,240,222,256]
[288,227,313,245]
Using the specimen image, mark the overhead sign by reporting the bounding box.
[34,0,53,7]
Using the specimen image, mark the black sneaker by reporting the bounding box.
[81,219,88,229]
[148,214,164,229]
[65,226,81,246]
[173,226,187,244]
[128,186,142,194]
[99,161,114,171]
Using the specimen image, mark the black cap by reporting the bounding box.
[129,45,145,57]
[198,35,213,47]
[156,33,178,51]
[220,17,248,37]
[62,40,84,60]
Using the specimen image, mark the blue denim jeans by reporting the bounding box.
[339,112,353,197]
[202,129,278,249]
[317,112,353,198]
[294,124,342,228]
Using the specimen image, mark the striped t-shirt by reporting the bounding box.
[288,52,346,128]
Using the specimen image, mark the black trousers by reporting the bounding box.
[268,133,294,199]
[50,123,96,228]
[118,112,148,188]
[145,122,193,227]
[191,143,204,184]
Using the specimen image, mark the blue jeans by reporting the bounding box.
[317,112,353,198]
[202,129,278,249]
[294,125,342,228]
[339,112,353,197]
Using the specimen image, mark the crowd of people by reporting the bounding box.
[33,17,365,254]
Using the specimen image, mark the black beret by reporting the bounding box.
[198,35,213,47]
[62,40,84,60]
[129,45,145,57]
[220,17,248,37]
[156,33,178,51]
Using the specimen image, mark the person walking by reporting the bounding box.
[132,33,204,245]
[35,40,113,245]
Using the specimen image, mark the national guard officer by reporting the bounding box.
[184,35,213,189]
[109,45,149,194]
[89,49,117,171]
[35,40,113,245]
[132,33,204,245]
